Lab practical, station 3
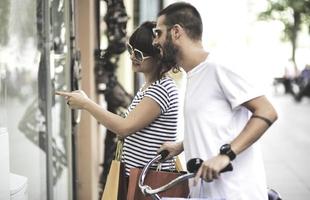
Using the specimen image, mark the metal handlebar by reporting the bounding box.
[138,151,233,200]
[138,153,163,200]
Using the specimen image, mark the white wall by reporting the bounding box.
[0,128,10,200]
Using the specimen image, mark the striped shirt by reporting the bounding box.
[122,76,179,176]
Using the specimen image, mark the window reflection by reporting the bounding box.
[0,0,72,199]
[50,0,72,199]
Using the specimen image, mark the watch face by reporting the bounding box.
[220,144,230,154]
[220,144,236,161]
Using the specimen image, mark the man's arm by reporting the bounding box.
[230,95,278,155]
[194,95,277,184]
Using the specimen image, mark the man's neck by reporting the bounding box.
[177,42,209,73]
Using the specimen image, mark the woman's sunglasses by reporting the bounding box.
[126,43,150,62]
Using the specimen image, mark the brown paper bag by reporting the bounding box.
[102,160,120,200]
[101,140,127,200]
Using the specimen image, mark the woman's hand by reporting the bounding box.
[157,141,184,160]
[55,90,90,109]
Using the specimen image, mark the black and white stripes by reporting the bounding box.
[122,77,179,175]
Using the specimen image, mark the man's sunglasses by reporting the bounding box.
[126,43,150,62]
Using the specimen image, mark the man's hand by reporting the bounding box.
[194,155,230,185]
[55,90,89,109]
[157,141,184,160]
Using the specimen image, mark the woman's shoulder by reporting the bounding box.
[146,76,178,97]
[149,77,177,93]
[155,76,177,87]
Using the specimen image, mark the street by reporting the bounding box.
[262,92,310,199]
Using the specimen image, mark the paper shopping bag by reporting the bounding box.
[102,160,119,200]
[101,140,127,200]
[175,156,184,172]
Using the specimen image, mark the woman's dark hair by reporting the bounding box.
[129,21,158,57]
[158,2,202,41]
[129,21,180,79]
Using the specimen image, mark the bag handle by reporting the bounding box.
[157,156,183,172]
[175,156,183,172]
[115,139,124,161]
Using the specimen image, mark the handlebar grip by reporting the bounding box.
[159,150,169,161]
[219,163,233,173]
[187,158,233,173]
[187,158,203,173]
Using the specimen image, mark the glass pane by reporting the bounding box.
[0,0,47,199]
[0,54,9,200]
[0,67,6,128]
[50,0,72,199]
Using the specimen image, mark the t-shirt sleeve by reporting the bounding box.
[144,83,170,113]
[216,65,264,109]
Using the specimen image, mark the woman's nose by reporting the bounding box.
[152,38,158,47]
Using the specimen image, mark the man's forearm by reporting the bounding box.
[231,111,277,155]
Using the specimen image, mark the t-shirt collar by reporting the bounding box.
[187,57,209,78]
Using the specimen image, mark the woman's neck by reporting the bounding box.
[142,71,159,91]
[144,68,159,85]
[144,74,157,85]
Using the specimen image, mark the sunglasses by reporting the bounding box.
[126,43,150,62]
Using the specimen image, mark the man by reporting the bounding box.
[153,2,278,199]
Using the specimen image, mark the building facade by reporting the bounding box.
[0,0,164,199]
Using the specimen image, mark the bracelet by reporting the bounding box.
[251,115,273,126]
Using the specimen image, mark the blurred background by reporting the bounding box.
[0,0,309,199]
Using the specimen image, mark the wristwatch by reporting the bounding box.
[219,144,236,161]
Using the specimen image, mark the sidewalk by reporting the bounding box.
[262,94,310,199]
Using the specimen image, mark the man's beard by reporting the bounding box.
[160,34,179,69]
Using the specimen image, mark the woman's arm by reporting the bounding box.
[56,90,161,137]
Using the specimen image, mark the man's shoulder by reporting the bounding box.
[205,56,245,77]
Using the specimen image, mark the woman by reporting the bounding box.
[56,21,180,176]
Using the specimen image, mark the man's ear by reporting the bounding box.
[171,24,183,40]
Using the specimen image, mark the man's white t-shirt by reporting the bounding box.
[183,58,268,200]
